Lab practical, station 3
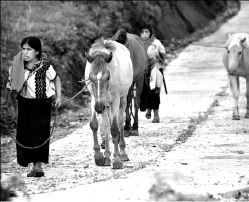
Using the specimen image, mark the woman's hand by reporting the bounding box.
[6,82,12,90]
[55,97,61,108]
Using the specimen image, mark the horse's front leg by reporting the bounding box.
[119,96,129,161]
[89,97,105,166]
[245,78,249,118]
[90,111,105,166]
[100,110,111,166]
[111,102,123,169]
[132,79,143,136]
[229,76,240,120]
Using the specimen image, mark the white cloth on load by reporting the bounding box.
[150,64,163,90]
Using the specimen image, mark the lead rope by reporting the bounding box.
[3,79,91,149]
[142,39,227,49]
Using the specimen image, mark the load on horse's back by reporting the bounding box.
[222,32,249,120]
[85,38,133,169]
[112,29,147,137]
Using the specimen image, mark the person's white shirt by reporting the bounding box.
[8,63,57,99]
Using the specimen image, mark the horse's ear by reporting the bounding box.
[105,52,113,63]
[85,52,94,63]
[225,33,232,47]
[240,37,246,44]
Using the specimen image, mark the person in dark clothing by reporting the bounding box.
[7,36,62,177]
[139,24,167,123]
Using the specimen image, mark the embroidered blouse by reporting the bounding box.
[8,60,57,99]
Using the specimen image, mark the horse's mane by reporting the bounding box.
[90,37,116,57]
[226,33,249,49]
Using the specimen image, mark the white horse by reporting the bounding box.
[84,38,133,169]
[222,33,249,120]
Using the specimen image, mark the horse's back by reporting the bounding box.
[222,47,229,71]
[239,33,249,72]
[112,41,133,94]
[126,33,147,81]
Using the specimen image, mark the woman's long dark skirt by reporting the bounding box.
[140,73,160,111]
[16,95,52,167]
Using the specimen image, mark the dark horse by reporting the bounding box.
[112,29,148,136]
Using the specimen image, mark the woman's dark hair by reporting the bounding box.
[139,23,153,38]
[21,36,42,60]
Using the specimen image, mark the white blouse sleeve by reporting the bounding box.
[46,65,57,81]
[157,40,166,54]
[24,69,30,81]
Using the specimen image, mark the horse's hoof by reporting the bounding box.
[120,153,129,162]
[152,118,160,123]
[104,157,111,166]
[245,112,249,118]
[124,130,131,137]
[232,115,240,120]
[112,160,123,169]
[130,130,139,136]
[94,152,105,166]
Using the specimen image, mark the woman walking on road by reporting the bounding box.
[7,36,62,177]
[139,24,167,123]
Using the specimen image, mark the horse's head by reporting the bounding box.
[226,34,246,75]
[112,29,127,45]
[86,51,113,114]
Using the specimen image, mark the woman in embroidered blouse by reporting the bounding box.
[139,24,167,123]
[7,36,62,177]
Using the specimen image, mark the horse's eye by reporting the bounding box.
[238,51,242,55]
[103,72,110,80]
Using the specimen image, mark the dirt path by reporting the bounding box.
[2,1,249,201]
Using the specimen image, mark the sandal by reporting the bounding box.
[33,162,44,177]
[27,169,44,177]
[27,171,35,177]
[34,170,44,177]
